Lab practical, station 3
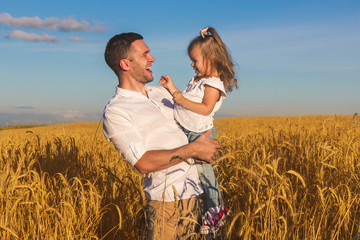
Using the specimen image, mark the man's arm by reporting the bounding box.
[134,130,220,174]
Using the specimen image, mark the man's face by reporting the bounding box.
[127,40,155,84]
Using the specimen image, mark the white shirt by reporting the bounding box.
[103,85,203,202]
[174,77,227,132]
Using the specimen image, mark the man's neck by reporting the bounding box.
[117,77,148,98]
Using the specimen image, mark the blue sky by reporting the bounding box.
[0,0,359,125]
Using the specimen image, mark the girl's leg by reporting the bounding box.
[191,128,230,234]
[195,163,221,208]
[186,127,221,208]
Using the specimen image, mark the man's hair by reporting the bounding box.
[104,32,143,75]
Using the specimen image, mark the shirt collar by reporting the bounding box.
[115,86,149,98]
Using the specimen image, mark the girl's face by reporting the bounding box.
[189,47,210,78]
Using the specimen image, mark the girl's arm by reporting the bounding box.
[159,75,181,95]
[174,85,220,116]
[160,75,220,116]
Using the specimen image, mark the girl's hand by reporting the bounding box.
[160,75,179,96]
[159,75,167,87]
[172,91,185,103]
[160,75,174,88]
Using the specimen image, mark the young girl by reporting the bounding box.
[160,27,238,234]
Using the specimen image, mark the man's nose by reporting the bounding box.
[149,54,155,62]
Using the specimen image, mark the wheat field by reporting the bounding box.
[1,115,359,239]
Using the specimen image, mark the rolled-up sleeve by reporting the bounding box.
[103,110,146,166]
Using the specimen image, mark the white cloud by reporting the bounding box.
[51,110,99,121]
[0,12,106,32]
[68,36,87,42]
[5,30,58,43]
[0,110,101,125]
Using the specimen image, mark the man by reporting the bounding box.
[102,32,220,239]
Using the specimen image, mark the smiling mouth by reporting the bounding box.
[146,67,152,73]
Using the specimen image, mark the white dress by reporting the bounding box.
[174,76,227,133]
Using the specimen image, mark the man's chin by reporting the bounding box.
[143,77,154,84]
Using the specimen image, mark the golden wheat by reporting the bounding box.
[1,115,359,239]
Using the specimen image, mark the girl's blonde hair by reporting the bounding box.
[188,27,238,92]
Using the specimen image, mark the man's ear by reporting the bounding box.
[119,59,130,71]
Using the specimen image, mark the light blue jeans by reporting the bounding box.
[182,127,221,208]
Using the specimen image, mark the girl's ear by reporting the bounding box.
[119,59,131,71]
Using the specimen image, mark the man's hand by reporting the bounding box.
[192,130,221,163]
[134,130,220,174]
